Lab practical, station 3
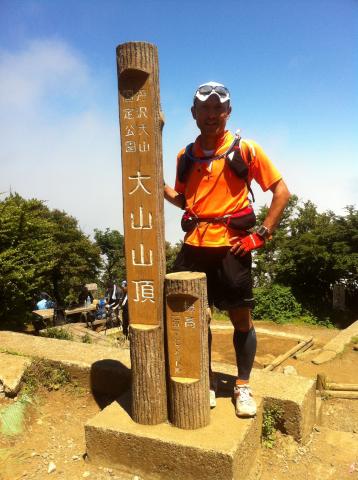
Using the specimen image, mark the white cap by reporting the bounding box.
[194,81,230,104]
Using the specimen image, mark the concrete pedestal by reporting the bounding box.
[85,393,263,480]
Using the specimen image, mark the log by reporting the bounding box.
[293,340,314,359]
[165,272,210,429]
[117,42,167,424]
[264,336,314,371]
[130,325,167,424]
[316,373,327,391]
[322,390,358,399]
[325,382,358,392]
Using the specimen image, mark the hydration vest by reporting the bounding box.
[177,135,257,233]
[177,135,255,202]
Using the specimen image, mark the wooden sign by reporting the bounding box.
[117,43,165,327]
[117,42,167,425]
[166,294,201,380]
[165,272,210,429]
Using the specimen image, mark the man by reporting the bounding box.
[106,279,122,325]
[106,279,122,308]
[164,81,290,418]
[120,280,129,339]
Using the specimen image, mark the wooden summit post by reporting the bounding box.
[116,42,167,424]
[165,272,210,429]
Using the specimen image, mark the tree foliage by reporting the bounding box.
[253,284,306,324]
[0,194,101,327]
[94,228,126,287]
[254,197,358,319]
[165,240,183,274]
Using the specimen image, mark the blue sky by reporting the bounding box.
[1,0,357,244]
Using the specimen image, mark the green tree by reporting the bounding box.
[165,240,183,274]
[253,198,358,319]
[94,228,125,287]
[0,194,101,328]
[49,209,101,305]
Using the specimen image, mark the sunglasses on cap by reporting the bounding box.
[195,85,230,103]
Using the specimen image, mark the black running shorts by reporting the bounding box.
[173,244,254,310]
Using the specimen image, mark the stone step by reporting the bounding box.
[0,352,31,397]
[312,319,358,364]
[212,361,316,443]
[0,331,130,397]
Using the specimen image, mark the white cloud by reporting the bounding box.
[0,39,90,110]
[0,39,124,237]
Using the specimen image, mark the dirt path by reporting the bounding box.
[0,321,357,480]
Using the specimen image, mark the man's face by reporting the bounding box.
[191,95,231,138]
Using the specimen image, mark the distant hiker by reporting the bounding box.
[164,81,290,417]
[121,280,129,339]
[36,292,54,310]
[107,280,122,309]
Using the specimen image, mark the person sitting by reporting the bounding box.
[36,292,54,310]
[96,298,107,319]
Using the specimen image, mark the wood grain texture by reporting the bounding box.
[165,272,210,429]
[117,41,167,424]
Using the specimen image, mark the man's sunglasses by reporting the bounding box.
[195,85,230,103]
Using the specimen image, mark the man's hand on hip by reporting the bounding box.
[230,233,265,256]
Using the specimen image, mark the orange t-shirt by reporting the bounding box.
[174,130,282,247]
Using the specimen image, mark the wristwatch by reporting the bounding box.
[256,225,270,240]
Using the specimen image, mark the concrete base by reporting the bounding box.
[85,393,263,480]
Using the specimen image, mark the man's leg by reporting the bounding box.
[228,306,257,417]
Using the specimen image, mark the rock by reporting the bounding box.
[83,472,91,478]
[283,365,297,375]
[47,462,56,474]
[72,455,80,461]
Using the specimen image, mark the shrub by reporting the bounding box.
[262,404,283,448]
[253,284,303,323]
[82,333,92,344]
[40,327,73,341]
[23,359,70,393]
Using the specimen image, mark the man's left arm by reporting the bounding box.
[231,179,290,255]
[261,179,291,235]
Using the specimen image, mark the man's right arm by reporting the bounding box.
[164,183,186,209]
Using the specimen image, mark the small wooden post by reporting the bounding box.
[316,373,327,392]
[165,272,210,429]
[116,42,167,424]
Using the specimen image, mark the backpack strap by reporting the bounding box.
[226,138,255,203]
[177,143,194,184]
[176,134,255,202]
